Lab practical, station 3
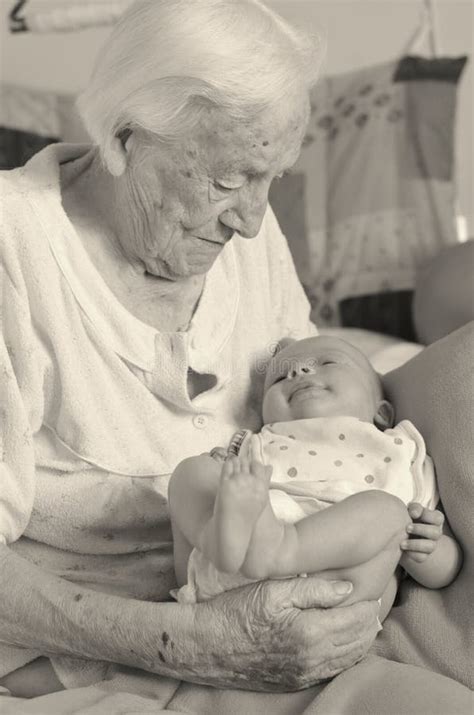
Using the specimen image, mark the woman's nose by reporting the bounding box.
[220,185,269,239]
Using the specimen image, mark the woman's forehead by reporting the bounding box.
[188,98,309,174]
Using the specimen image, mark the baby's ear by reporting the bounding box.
[374,400,395,430]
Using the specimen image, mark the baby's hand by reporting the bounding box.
[400,502,444,562]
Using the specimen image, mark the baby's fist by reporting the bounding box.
[401,504,444,562]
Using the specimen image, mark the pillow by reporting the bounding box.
[270,56,467,339]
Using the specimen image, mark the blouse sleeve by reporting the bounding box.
[1,249,41,544]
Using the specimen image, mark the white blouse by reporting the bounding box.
[0,144,316,605]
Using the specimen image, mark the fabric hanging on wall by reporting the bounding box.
[0,83,87,169]
[270,55,467,339]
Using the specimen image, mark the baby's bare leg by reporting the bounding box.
[242,490,410,580]
[312,533,404,619]
[169,451,273,577]
[208,454,273,573]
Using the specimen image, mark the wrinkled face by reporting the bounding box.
[117,96,309,278]
[262,336,382,424]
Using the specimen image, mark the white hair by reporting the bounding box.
[77,0,323,174]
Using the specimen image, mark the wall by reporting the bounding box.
[1,0,472,231]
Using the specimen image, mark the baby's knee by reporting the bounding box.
[169,454,214,506]
[170,452,221,497]
[360,490,410,533]
[171,453,213,481]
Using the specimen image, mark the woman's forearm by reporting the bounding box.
[0,545,382,690]
[0,544,198,678]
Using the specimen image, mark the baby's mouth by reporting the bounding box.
[289,381,325,402]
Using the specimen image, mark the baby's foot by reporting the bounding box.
[212,443,272,574]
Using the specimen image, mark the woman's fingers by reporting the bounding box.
[268,575,354,610]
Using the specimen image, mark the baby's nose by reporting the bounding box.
[288,363,316,378]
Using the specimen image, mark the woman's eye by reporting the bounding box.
[209,180,242,202]
[214,179,243,192]
[214,182,234,192]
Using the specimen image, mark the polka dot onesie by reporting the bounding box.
[175,417,438,604]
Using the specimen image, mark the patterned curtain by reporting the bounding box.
[270,55,467,339]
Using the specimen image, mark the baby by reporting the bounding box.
[169,336,462,617]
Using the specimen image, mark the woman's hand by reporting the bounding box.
[188,576,380,691]
[0,546,378,693]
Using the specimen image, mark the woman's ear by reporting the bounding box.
[374,399,395,430]
[104,130,134,177]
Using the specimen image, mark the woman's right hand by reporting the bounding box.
[188,576,380,691]
[0,546,377,693]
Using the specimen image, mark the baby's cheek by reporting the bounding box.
[262,388,288,424]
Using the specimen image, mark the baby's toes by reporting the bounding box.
[249,459,268,481]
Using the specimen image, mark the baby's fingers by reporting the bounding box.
[401,538,436,556]
[407,502,424,520]
[406,522,443,540]
[408,503,444,526]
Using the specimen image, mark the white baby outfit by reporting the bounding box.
[176,416,437,603]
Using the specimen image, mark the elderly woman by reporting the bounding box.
[0,0,472,712]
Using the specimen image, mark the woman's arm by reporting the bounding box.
[0,544,380,691]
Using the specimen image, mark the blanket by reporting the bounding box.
[2,325,472,713]
[377,321,474,687]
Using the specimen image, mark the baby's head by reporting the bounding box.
[263,335,394,429]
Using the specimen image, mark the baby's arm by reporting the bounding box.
[400,503,463,588]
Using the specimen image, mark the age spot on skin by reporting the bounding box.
[162,632,170,647]
[158,650,166,663]
[74,594,83,602]
[262,140,269,146]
